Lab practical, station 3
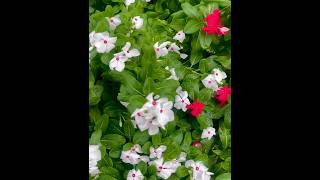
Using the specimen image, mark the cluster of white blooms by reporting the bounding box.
[131,93,175,136]
[174,86,191,112]
[89,145,101,177]
[202,68,227,91]
[154,41,188,60]
[121,144,150,165]
[109,42,140,72]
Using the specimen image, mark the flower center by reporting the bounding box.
[208,81,212,84]
[156,48,160,51]
[126,155,129,158]
[216,73,218,76]
[208,131,211,134]
[110,19,114,23]
[159,166,163,170]
[196,167,199,171]
[132,174,136,177]
[116,57,119,61]
[134,18,137,21]
[160,109,163,113]
[171,48,174,50]
[127,51,130,53]
[181,100,184,103]
[104,40,108,44]
[178,33,180,35]
[137,112,141,116]
[152,101,157,106]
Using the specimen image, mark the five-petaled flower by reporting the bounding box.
[174,86,190,112]
[201,127,216,140]
[215,86,231,106]
[202,74,219,91]
[148,158,181,179]
[185,160,214,180]
[202,9,230,36]
[107,15,121,30]
[186,99,205,117]
[125,0,135,7]
[154,41,171,59]
[89,31,117,53]
[150,145,167,159]
[212,68,227,84]
[132,16,144,29]
[127,169,144,180]
[173,30,186,43]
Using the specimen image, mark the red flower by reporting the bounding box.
[202,9,230,36]
[215,86,231,106]
[186,99,205,117]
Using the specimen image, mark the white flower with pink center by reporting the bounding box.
[154,41,171,59]
[122,42,140,58]
[212,68,227,84]
[185,160,214,180]
[150,145,167,159]
[127,169,144,180]
[168,43,188,59]
[132,16,143,29]
[202,74,219,91]
[109,52,128,72]
[149,158,181,179]
[174,86,190,112]
[107,15,121,30]
[201,127,216,140]
[120,150,149,165]
[173,30,186,43]
[89,31,117,53]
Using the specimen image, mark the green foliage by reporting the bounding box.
[89,0,231,179]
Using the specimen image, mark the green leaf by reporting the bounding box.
[154,79,180,101]
[199,58,219,74]
[127,95,146,114]
[148,175,157,180]
[143,77,154,95]
[199,31,213,49]
[181,2,200,18]
[181,132,192,152]
[142,141,152,154]
[137,161,148,175]
[123,119,135,141]
[188,146,202,159]
[133,131,150,145]
[89,129,102,145]
[184,19,203,34]
[96,175,117,180]
[152,133,162,147]
[215,173,231,180]
[100,167,120,178]
[95,114,109,133]
[163,143,181,161]
[175,166,189,178]
[196,114,213,129]
[224,104,231,129]
[109,149,121,158]
[101,134,126,149]
[219,124,231,150]
[214,56,231,70]
[123,143,134,151]
[89,84,104,106]
[197,88,214,104]
[170,130,184,145]
[181,80,199,100]
[148,165,157,176]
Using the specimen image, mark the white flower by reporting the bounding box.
[168,43,188,59]
[131,93,174,135]
[90,32,117,53]
[109,52,128,72]
[202,74,219,91]
[125,0,135,7]
[176,152,187,162]
[201,127,216,140]
[173,31,186,43]
[120,101,129,107]
[122,42,140,58]
[107,15,121,30]
[131,144,143,153]
[149,158,181,179]
[154,41,171,59]
[132,16,143,29]
[89,145,101,176]
[121,150,149,165]
[212,68,227,84]
[185,160,214,180]
[127,169,144,180]
[165,66,179,80]
[150,145,167,159]
[145,0,151,2]
[174,86,190,112]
